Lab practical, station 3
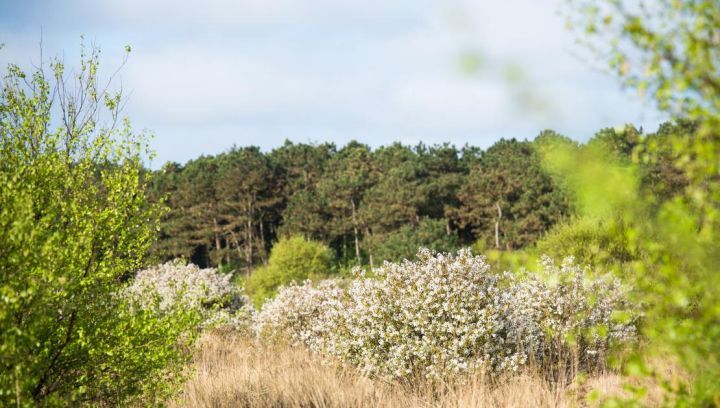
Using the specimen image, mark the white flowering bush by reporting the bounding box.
[502,256,637,376]
[254,249,637,382]
[125,260,251,330]
[254,279,344,345]
[323,249,514,379]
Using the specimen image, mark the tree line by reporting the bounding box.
[149,122,689,273]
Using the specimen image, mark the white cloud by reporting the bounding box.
[1,0,664,168]
[126,47,316,123]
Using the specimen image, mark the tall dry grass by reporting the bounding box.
[170,331,669,408]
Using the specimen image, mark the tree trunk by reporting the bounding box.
[259,218,268,265]
[229,230,244,260]
[494,202,502,249]
[364,226,374,269]
[245,214,253,275]
[342,235,347,259]
[213,217,222,269]
[351,198,361,263]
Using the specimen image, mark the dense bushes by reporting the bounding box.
[124,261,252,330]
[254,249,636,381]
[246,235,334,306]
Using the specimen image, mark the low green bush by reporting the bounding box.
[534,217,634,270]
[246,235,334,307]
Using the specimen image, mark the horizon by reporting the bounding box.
[154,120,664,169]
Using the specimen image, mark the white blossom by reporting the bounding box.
[255,249,637,381]
[124,260,252,330]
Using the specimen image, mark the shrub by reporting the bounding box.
[246,235,333,306]
[505,256,637,378]
[254,249,636,382]
[124,260,252,331]
[322,248,511,379]
[472,239,537,276]
[254,280,344,345]
[535,217,634,269]
[0,45,198,405]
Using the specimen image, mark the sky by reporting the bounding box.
[0,0,665,168]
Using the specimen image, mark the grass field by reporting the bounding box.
[171,332,671,408]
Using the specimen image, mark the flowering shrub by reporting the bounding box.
[323,249,514,379]
[125,260,251,330]
[254,249,637,381]
[254,280,344,345]
[502,256,637,375]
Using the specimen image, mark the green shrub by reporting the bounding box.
[534,217,634,270]
[246,235,333,307]
[481,249,537,276]
[0,45,199,406]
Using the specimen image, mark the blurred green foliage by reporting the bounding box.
[472,246,538,278]
[564,0,720,404]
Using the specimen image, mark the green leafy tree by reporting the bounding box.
[365,218,460,264]
[158,155,221,267]
[280,189,333,242]
[585,123,690,202]
[270,140,335,198]
[0,45,198,406]
[417,143,467,224]
[273,141,336,242]
[639,120,692,201]
[563,1,720,402]
[148,161,194,262]
[317,141,377,262]
[358,143,429,266]
[216,147,280,273]
[587,125,642,159]
[360,144,426,230]
[246,235,334,306]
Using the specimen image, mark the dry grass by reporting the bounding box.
[170,332,667,408]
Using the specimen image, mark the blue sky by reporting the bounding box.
[1,0,665,168]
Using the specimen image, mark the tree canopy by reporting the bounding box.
[149,124,687,273]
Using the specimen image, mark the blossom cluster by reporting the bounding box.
[254,279,344,345]
[254,249,636,381]
[124,260,252,330]
[501,256,637,372]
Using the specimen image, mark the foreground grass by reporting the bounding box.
[170,332,670,408]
